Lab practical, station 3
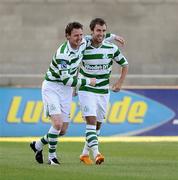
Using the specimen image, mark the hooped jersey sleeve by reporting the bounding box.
[56,54,91,87]
[112,45,128,67]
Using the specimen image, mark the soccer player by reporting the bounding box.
[30,22,96,165]
[78,18,128,165]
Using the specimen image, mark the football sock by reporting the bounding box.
[82,141,90,155]
[48,126,60,160]
[41,134,48,144]
[96,129,100,136]
[35,134,48,151]
[85,124,99,159]
[82,127,101,156]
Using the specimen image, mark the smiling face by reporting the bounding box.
[91,24,107,45]
[66,28,83,49]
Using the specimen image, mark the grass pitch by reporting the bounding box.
[0,141,178,180]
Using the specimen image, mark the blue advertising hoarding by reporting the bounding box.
[0,88,178,136]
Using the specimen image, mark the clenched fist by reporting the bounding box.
[89,78,96,86]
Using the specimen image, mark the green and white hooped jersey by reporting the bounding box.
[45,39,91,87]
[44,34,115,88]
[79,41,128,94]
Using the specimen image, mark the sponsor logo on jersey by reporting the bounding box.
[85,64,109,70]
[61,70,69,77]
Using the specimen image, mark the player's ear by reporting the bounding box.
[66,33,70,40]
[91,31,94,36]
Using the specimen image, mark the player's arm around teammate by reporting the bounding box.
[30,22,96,166]
[79,18,128,165]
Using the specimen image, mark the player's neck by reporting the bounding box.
[91,39,102,48]
[68,41,79,51]
[70,44,79,50]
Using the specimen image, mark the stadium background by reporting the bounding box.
[0,0,178,86]
[0,0,178,137]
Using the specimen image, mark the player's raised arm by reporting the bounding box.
[84,33,125,47]
[105,33,125,47]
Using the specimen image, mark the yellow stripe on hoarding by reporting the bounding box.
[0,136,178,142]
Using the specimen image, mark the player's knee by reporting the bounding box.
[55,125,61,131]
[86,116,97,125]
[54,121,63,131]
[59,130,67,136]
[96,122,102,130]
[59,121,69,136]
[50,115,63,130]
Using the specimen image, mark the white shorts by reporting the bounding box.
[42,80,72,122]
[78,91,110,123]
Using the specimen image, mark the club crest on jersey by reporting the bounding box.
[83,106,90,113]
[103,54,109,59]
[61,60,67,69]
[49,104,56,111]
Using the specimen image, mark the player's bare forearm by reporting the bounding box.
[119,65,128,84]
[112,66,128,92]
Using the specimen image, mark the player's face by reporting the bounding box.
[67,28,83,49]
[92,24,107,44]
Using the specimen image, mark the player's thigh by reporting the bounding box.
[59,86,72,123]
[97,94,110,122]
[78,91,97,117]
[42,81,62,117]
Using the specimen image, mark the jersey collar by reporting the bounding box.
[67,41,78,54]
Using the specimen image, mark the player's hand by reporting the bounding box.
[114,35,125,47]
[111,81,122,92]
[72,89,78,97]
[89,78,96,86]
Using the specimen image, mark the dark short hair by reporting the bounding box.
[90,18,107,31]
[65,22,83,36]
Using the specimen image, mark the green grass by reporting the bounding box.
[0,142,178,180]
